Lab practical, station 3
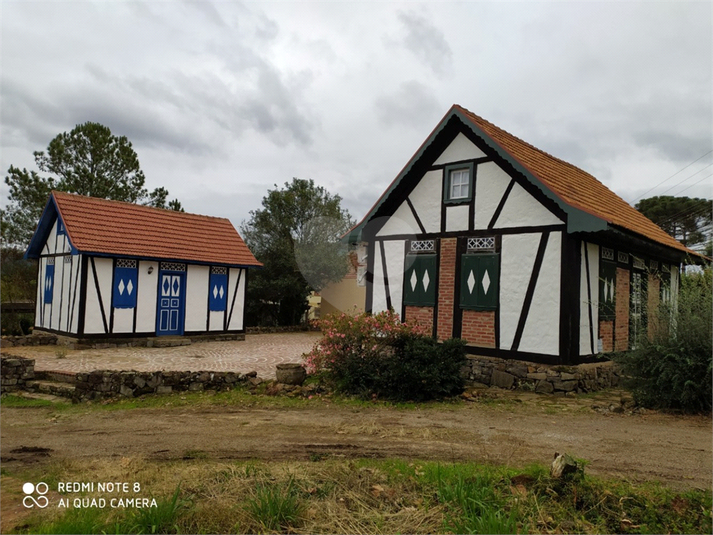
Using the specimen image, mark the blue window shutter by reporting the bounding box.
[43,263,55,304]
[113,266,138,309]
[209,273,227,311]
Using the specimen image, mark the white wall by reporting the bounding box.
[408,170,442,233]
[44,219,73,256]
[518,232,561,355]
[370,240,406,315]
[112,309,134,333]
[186,265,209,332]
[579,242,599,355]
[474,162,511,229]
[227,268,246,331]
[376,202,421,237]
[67,255,82,334]
[371,242,387,313]
[433,132,486,164]
[494,182,562,228]
[84,257,113,334]
[136,261,158,333]
[500,232,561,355]
[384,241,405,314]
[445,204,469,232]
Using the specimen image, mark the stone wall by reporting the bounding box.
[1,355,35,393]
[461,354,619,394]
[72,370,254,402]
[1,334,57,348]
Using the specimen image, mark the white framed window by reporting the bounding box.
[450,169,470,199]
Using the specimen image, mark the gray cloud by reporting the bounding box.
[397,11,452,76]
[374,81,441,129]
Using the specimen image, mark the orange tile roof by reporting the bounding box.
[52,191,261,266]
[454,105,691,254]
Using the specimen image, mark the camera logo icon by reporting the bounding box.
[22,482,49,508]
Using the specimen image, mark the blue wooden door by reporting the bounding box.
[156,271,185,336]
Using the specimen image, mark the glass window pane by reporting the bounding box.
[450,169,469,199]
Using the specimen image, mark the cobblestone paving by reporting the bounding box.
[2,332,322,380]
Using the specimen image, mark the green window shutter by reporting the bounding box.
[599,260,616,320]
[404,255,436,306]
[460,254,499,310]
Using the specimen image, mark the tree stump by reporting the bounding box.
[550,452,580,479]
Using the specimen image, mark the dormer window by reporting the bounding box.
[444,162,474,204]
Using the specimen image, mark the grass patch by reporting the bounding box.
[14,486,183,534]
[245,477,303,532]
[6,458,710,534]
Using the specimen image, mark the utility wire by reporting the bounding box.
[632,149,713,202]
[650,203,712,227]
[655,163,713,197]
[671,173,713,197]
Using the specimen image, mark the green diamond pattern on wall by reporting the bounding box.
[404,254,436,306]
[460,254,498,310]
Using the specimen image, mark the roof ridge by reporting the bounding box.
[454,104,603,182]
[51,190,232,223]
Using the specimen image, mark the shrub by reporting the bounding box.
[304,310,466,401]
[614,268,712,413]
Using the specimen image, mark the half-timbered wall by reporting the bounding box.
[36,252,82,334]
[34,218,248,337]
[500,231,561,356]
[368,131,568,360]
[579,242,599,355]
[79,258,247,336]
[363,118,690,363]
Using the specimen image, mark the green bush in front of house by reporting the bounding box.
[304,310,467,401]
[614,268,712,413]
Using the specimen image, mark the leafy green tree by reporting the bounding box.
[636,196,712,248]
[241,178,354,326]
[1,122,182,247]
[0,247,37,335]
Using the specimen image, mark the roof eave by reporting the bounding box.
[24,194,78,258]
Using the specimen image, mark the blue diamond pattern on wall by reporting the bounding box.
[163,278,170,295]
[172,278,180,295]
[209,272,228,311]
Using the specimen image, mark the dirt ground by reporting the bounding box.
[1,390,711,494]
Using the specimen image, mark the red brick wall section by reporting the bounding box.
[615,267,630,351]
[437,238,457,341]
[404,306,434,333]
[461,310,496,348]
[599,320,614,352]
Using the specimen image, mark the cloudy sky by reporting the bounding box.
[2,1,711,231]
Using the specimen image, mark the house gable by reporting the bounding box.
[25,196,77,258]
[369,121,564,238]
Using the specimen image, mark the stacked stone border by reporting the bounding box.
[1,355,35,392]
[3,354,621,402]
[70,369,254,402]
[462,354,620,394]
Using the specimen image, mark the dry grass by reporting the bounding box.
[5,456,711,534]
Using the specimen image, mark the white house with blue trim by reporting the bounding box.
[25,191,261,342]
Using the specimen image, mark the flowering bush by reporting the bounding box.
[303,310,466,401]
